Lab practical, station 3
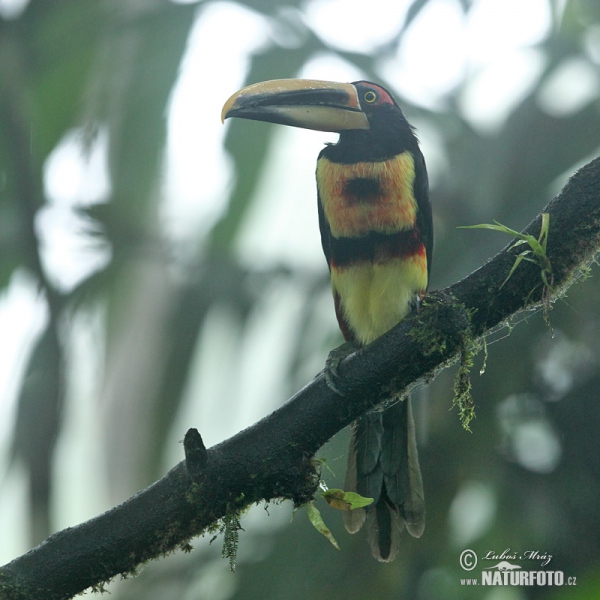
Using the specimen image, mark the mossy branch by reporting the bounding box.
[1,157,599,599]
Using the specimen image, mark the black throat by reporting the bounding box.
[320,105,419,164]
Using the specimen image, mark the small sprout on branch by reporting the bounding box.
[313,456,336,478]
[321,488,374,511]
[459,213,553,291]
[300,482,372,550]
[459,213,554,330]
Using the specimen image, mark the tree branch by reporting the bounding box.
[1,157,599,600]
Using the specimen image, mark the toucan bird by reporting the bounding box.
[222,79,432,561]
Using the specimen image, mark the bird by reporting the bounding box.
[222,79,432,561]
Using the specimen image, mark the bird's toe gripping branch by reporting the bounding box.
[324,341,361,396]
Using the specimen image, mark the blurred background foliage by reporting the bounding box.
[1,0,600,598]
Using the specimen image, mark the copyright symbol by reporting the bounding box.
[460,549,477,571]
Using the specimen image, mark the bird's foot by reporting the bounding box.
[324,341,360,396]
[410,293,423,313]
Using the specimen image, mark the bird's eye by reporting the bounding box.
[363,91,378,103]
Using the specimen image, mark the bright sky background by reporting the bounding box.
[3,0,600,564]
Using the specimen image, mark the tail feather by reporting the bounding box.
[354,412,384,480]
[366,493,405,562]
[380,403,405,478]
[343,438,366,533]
[352,411,384,503]
[403,398,425,537]
[344,396,425,560]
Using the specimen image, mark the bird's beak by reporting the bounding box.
[221,79,370,132]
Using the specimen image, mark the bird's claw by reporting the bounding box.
[324,341,360,396]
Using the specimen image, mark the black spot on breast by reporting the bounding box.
[344,177,381,203]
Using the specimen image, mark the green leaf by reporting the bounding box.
[500,253,527,288]
[306,502,340,550]
[321,489,374,511]
[460,215,553,291]
[458,222,522,237]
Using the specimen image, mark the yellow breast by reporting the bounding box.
[331,250,427,345]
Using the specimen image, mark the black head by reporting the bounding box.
[327,81,419,163]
